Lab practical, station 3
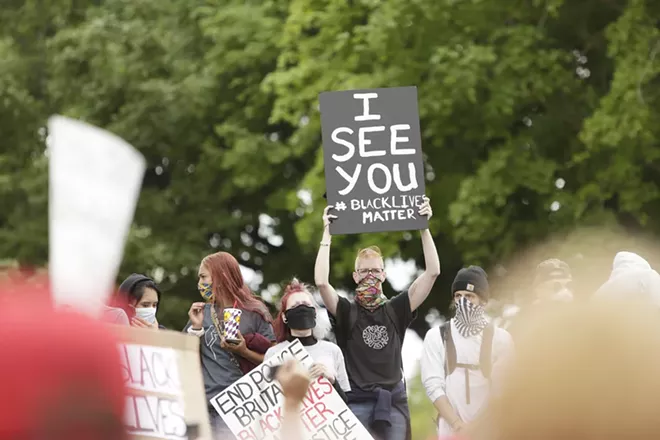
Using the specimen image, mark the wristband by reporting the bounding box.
[187,326,204,336]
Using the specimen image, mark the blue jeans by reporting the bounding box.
[349,401,408,440]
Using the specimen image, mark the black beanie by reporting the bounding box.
[118,273,153,296]
[451,266,489,299]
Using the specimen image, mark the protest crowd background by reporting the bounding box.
[2,0,660,439]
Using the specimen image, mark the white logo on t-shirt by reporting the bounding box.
[362,325,389,350]
[205,327,219,360]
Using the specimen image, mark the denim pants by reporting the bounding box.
[349,401,408,440]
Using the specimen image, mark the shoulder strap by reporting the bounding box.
[441,322,457,375]
[384,302,401,337]
[479,323,495,379]
[346,301,359,341]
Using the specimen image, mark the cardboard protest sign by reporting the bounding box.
[114,327,212,440]
[319,86,428,235]
[48,115,146,317]
[210,340,373,440]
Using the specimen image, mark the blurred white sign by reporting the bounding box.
[48,116,146,317]
[119,344,187,439]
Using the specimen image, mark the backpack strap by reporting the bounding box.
[479,323,495,379]
[383,301,401,337]
[346,301,359,341]
[440,322,457,375]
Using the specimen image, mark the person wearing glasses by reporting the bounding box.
[314,197,440,440]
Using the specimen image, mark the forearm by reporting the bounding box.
[420,229,441,276]
[240,348,264,365]
[314,227,332,285]
[434,396,461,426]
[408,229,441,310]
[280,401,304,440]
[314,226,338,314]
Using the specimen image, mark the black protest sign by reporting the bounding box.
[319,86,428,235]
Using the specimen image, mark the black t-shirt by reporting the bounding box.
[334,291,416,392]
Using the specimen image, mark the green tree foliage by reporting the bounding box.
[407,373,437,440]
[1,0,659,330]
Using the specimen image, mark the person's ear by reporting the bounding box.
[352,272,360,284]
[282,314,288,324]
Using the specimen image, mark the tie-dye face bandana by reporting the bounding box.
[355,274,388,311]
[454,296,488,338]
[198,282,214,302]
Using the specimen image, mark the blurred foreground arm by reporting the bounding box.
[276,360,311,440]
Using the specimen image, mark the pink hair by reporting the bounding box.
[201,252,271,322]
[273,278,312,343]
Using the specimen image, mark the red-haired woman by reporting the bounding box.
[265,279,350,400]
[184,252,275,436]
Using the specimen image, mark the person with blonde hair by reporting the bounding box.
[315,197,440,440]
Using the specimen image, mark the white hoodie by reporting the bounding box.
[594,251,660,307]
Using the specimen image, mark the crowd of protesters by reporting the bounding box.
[4,196,660,440]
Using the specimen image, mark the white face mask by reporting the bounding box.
[135,307,157,324]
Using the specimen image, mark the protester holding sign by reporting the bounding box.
[314,199,440,440]
[184,251,275,437]
[266,278,351,399]
[111,273,164,329]
[420,267,514,437]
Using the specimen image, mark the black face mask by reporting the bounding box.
[284,305,316,330]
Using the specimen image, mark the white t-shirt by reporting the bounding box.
[265,339,351,393]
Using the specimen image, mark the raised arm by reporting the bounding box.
[314,206,339,316]
[409,197,441,311]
